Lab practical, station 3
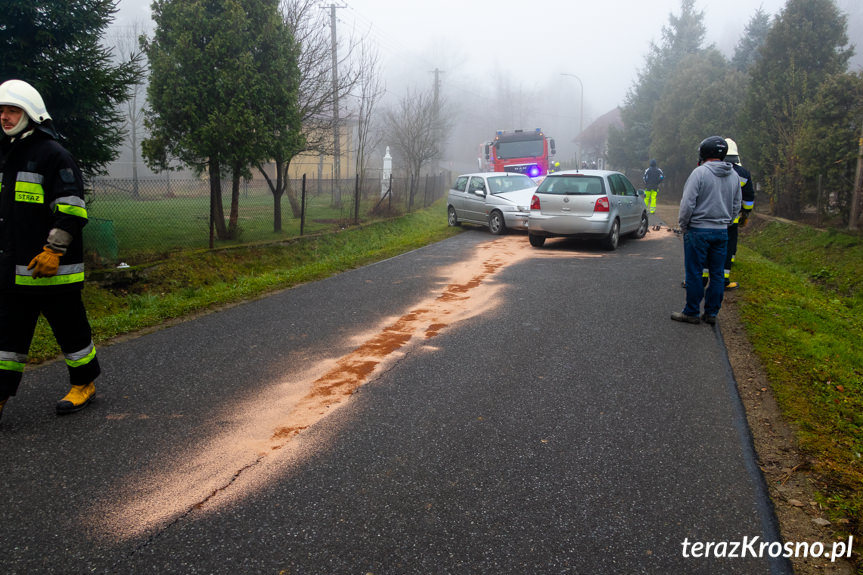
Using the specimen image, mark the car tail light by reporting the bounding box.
[594,197,610,212]
[531,195,541,210]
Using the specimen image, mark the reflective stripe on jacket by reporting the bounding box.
[0,129,89,292]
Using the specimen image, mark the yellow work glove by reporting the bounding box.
[27,247,63,278]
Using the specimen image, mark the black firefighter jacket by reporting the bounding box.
[0,127,88,293]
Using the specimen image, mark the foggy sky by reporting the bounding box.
[114,0,862,171]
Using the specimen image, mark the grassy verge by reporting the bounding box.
[29,201,461,361]
[734,217,863,541]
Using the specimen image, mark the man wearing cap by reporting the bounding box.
[0,79,101,423]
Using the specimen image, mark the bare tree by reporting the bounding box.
[273,0,366,215]
[384,88,450,211]
[111,20,149,198]
[351,42,385,220]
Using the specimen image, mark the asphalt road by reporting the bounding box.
[0,218,791,574]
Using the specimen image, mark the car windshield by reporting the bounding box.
[495,139,544,159]
[487,175,535,194]
[536,175,605,195]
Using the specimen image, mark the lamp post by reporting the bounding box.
[561,73,584,168]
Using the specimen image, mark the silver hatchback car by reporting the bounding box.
[447,172,537,235]
[527,170,649,250]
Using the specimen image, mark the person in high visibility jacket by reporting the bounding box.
[0,80,101,422]
[642,159,664,214]
[723,138,755,290]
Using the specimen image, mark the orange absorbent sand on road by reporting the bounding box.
[91,235,540,542]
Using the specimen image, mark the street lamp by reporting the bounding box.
[561,73,584,168]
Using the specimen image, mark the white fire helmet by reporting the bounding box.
[0,80,52,124]
[725,137,742,165]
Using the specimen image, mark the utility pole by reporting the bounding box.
[325,3,345,205]
[850,119,863,231]
[431,68,443,173]
[561,73,584,168]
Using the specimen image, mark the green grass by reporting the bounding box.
[30,200,461,361]
[88,185,418,265]
[735,219,863,541]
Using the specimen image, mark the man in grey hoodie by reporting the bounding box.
[672,136,742,325]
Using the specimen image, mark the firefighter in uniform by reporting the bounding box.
[642,159,664,215]
[0,80,100,422]
[723,138,754,290]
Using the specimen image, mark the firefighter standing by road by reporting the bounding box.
[0,80,101,422]
[642,159,664,215]
[723,138,755,290]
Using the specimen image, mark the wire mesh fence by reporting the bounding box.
[85,169,451,269]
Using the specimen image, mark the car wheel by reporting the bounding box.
[602,219,620,250]
[448,206,460,227]
[488,211,506,235]
[632,212,648,239]
[528,233,546,247]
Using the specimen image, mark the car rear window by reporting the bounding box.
[453,176,468,192]
[536,176,605,196]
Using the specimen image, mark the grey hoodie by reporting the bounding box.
[678,160,742,232]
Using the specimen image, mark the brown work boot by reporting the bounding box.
[56,382,96,415]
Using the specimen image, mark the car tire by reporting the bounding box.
[528,233,546,247]
[632,212,648,239]
[448,206,460,227]
[602,219,620,250]
[488,211,506,235]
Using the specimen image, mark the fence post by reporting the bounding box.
[300,174,307,236]
[354,173,360,225]
[850,121,863,231]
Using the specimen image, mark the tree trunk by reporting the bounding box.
[209,161,229,240]
[228,165,241,239]
[257,160,287,232]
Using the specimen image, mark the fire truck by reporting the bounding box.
[479,128,556,178]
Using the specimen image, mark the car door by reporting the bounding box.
[449,175,469,220]
[464,176,489,223]
[617,174,643,233]
[609,174,637,231]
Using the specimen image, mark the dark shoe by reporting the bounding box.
[725,281,739,290]
[56,382,96,415]
[671,311,700,324]
[701,314,716,325]
[0,396,8,422]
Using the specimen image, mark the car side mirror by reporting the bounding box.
[474,188,486,197]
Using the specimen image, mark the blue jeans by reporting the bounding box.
[683,228,728,317]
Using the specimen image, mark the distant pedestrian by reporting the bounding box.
[671,136,741,326]
[642,159,664,215]
[722,138,755,290]
[0,80,101,422]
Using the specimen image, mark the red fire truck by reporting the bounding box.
[479,128,556,178]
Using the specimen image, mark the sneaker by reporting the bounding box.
[56,382,96,415]
[0,396,8,422]
[701,314,717,325]
[671,311,700,324]
[725,281,739,290]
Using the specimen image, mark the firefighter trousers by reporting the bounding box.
[0,290,101,397]
[724,222,739,283]
[644,189,658,214]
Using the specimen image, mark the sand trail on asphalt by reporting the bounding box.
[94,235,541,541]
